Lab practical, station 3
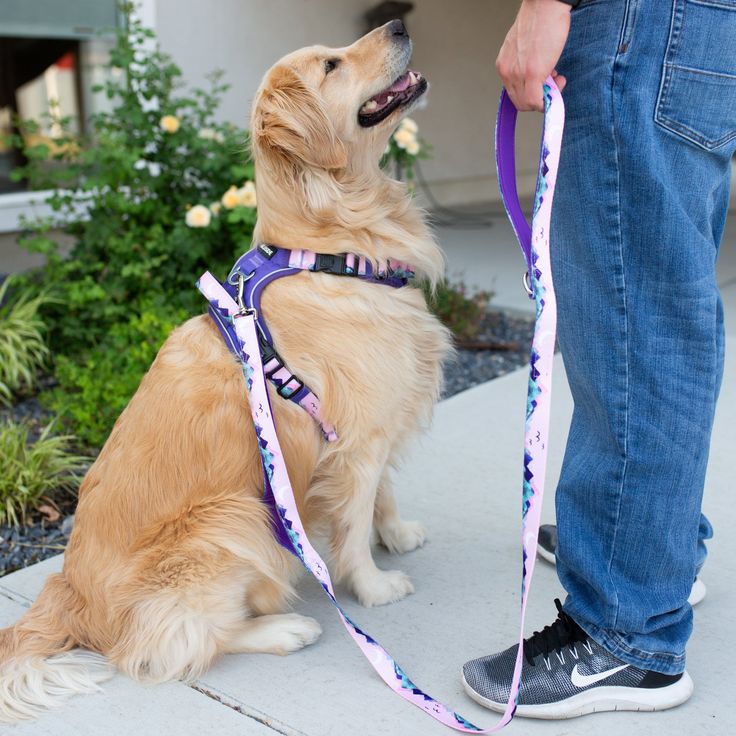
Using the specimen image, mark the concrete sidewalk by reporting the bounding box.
[2,338,734,735]
[1,211,734,735]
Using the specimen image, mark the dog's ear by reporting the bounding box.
[252,66,347,171]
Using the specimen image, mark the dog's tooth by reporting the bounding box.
[387,95,394,103]
[408,72,417,85]
[362,100,378,112]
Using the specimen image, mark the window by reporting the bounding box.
[0,1,120,194]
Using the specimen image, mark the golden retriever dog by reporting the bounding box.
[0,20,451,721]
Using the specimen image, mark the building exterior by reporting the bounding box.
[0,0,545,251]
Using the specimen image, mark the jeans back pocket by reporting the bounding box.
[655,0,736,151]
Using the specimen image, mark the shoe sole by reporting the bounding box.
[536,545,556,566]
[688,578,706,606]
[461,670,694,720]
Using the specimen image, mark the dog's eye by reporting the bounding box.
[324,58,339,75]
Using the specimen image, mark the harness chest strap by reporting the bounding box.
[207,244,415,442]
[197,76,563,732]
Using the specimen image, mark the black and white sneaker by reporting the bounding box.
[462,600,693,719]
[537,524,706,606]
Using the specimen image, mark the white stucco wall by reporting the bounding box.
[152,0,540,204]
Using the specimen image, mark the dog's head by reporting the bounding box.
[251,20,427,174]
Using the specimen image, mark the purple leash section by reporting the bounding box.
[196,76,564,732]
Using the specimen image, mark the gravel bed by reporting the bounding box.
[442,309,534,398]
[0,308,534,578]
[0,502,76,577]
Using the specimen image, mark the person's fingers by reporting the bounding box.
[553,73,567,92]
[519,70,545,111]
[497,44,555,110]
[505,82,543,111]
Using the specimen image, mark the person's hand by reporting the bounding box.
[496,0,571,111]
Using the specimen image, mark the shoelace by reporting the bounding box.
[523,599,587,666]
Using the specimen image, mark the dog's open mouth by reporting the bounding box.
[358,70,427,127]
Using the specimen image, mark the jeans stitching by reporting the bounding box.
[607,0,633,633]
[656,113,736,150]
[618,0,640,51]
[689,0,736,9]
[655,0,682,126]
[667,62,736,80]
[655,0,736,150]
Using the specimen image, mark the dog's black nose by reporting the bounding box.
[387,19,408,38]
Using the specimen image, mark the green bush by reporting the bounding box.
[10,3,257,445]
[0,277,49,405]
[423,278,491,341]
[42,305,188,448]
[0,419,88,526]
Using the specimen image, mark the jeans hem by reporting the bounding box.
[569,613,687,676]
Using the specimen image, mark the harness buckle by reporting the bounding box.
[277,377,304,399]
[313,253,349,275]
[259,336,283,377]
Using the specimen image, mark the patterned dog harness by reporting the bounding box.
[197,77,563,733]
[206,243,416,442]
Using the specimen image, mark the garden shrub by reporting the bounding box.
[10,4,257,446]
[424,278,492,341]
[0,419,88,526]
[43,305,188,448]
[0,277,49,405]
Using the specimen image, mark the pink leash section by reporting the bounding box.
[196,77,564,732]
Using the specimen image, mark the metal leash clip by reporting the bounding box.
[234,271,257,318]
[522,270,534,298]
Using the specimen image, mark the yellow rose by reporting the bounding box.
[393,127,415,149]
[209,201,221,216]
[221,185,241,209]
[185,204,211,228]
[159,115,180,134]
[405,139,420,156]
[400,117,418,134]
[237,181,257,208]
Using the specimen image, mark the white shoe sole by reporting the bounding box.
[536,545,556,565]
[461,670,694,720]
[688,578,706,606]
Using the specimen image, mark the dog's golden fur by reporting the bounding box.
[0,23,451,720]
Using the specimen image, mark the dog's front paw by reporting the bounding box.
[378,520,428,554]
[353,569,415,607]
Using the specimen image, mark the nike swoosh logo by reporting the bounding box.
[570,663,629,688]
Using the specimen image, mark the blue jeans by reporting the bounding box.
[551,0,735,675]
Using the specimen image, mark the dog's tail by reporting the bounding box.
[0,572,114,722]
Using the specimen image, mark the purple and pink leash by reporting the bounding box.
[197,77,564,731]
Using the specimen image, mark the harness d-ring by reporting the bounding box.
[522,270,534,297]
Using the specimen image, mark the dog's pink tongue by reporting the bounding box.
[387,72,411,93]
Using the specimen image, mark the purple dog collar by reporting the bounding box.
[196,76,564,732]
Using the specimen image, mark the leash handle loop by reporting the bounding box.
[496,97,531,286]
[496,86,564,298]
